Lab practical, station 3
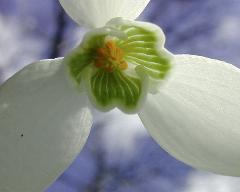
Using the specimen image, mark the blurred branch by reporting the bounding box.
[86,150,106,192]
[0,70,4,84]
[84,124,107,192]
[49,4,66,58]
[83,123,143,192]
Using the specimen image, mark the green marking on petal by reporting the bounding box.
[106,18,172,80]
[120,27,171,79]
[89,69,145,113]
[65,50,94,84]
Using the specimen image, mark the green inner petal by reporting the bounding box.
[90,69,143,112]
[116,24,171,79]
[66,51,94,84]
[65,18,172,113]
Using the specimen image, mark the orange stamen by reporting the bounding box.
[94,40,128,72]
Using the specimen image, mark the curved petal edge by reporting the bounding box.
[0,58,93,191]
[139,54,240,176]
[59,0,150,27]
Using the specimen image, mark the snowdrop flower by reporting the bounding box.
[1,0,240,191]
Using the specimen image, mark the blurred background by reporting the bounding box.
[1,0,240,191]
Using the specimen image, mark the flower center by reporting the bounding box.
[94,40,128,72]
[65,18,172,113]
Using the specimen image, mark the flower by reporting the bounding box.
[0,0,240,191]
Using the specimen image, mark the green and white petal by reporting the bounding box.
[139,54,240,176]
[58,0,150,28]
[0,58,92,191]
[108,18,172,81]
[85,65,149,114]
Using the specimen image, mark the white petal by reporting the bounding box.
[0,58,93,191]
[59,0,150,27]
[139,54,240,176]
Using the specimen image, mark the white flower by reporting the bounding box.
[0,0,240,191]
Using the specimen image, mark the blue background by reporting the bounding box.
[1,0,240,191]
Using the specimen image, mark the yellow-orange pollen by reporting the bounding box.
[94,40,128,72]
